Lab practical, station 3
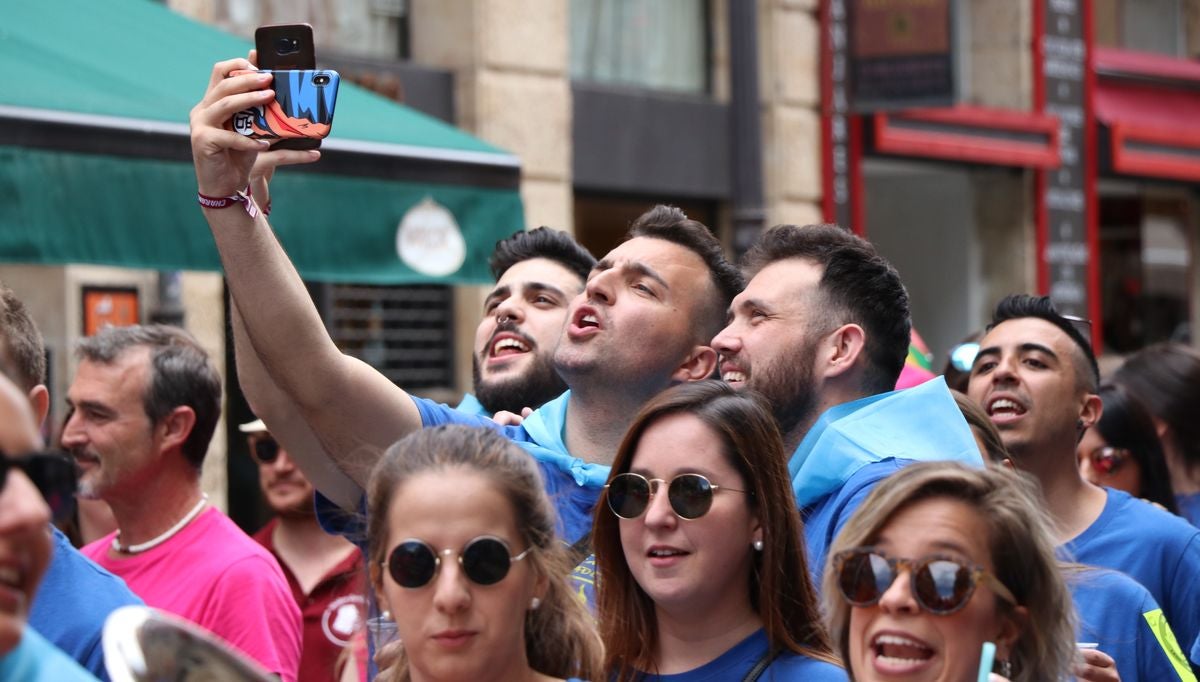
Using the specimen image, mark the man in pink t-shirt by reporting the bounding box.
[65,325,301,681]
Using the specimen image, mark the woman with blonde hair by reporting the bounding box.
[365,424,602,682]
[824,461,1075,682]
[594,380,845,680]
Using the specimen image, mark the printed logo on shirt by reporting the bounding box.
[322,594,367,647]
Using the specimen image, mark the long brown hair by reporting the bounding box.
[366,425,603,681]
[823,462,1076,682]
[593,380,838,680]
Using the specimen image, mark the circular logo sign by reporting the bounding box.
[321,594,367,647]
[395,198,467,277]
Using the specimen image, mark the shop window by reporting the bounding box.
[200,0,410,60]
[570,0,710,94]
[1095,0,1186,56]
[1099,194,1194,353]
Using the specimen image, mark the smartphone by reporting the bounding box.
[230,70,340,143]
[255,23,315,70]
[254,24,319,149]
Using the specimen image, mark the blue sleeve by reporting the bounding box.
[1172,534,1200,667]
[412,395,512,433]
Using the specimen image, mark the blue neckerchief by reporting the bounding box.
[453,393,491,418]
[789,377,982,507]
[520,391,612,489]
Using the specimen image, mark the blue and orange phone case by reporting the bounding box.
[230,69,339,141]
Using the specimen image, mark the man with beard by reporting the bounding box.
[242,418,366,682]
[65,325,302,681]
[712,224,980,580]
[457,227,595,417]
[968,295,1200,672]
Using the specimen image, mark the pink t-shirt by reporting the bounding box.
[83,507,302,682]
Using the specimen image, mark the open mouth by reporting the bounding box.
[568,306,603,338]
[986,396,1028,420]
[871,633,934,670]
[489,334,531,359]
[721,366,747,384]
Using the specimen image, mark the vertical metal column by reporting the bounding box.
[728,0,767,258]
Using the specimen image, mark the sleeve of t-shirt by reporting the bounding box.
[1171,533,1200,667]
[411,395,498,429]
[200,555,303,682]
[1134,595,1196,681]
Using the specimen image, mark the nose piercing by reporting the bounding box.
[498,314,512,324]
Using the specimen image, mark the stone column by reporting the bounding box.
[408,0,573,393]
[759,0,824,228]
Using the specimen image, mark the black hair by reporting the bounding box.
[1113,343,1200,472]
[625,205,744,341]
[742,224,910,395]
[1093,383,1178,514]
[988,295,1099,392]
[489,227,596,284]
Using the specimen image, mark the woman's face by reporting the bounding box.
[377,469,543,682]
[619,413,761,623]
[847,497,1021,682]
[1076,427,1142,496]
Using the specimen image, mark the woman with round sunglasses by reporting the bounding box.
[824,461,1076,682]
[593,380,845,681]
[365,424,601,682]
[1076,383,1178,515]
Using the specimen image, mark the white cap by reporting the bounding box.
[238,418,268,434]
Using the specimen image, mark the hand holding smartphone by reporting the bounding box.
[247,23,329,150]
[229,69,340,143]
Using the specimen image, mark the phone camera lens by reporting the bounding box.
[313,74,330,85]
[276,37,299,54]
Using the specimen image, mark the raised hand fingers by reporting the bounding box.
[206,57,256,91]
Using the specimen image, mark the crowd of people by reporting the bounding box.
[1,54,1200,681]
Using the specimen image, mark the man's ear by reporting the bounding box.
[672,345,718,383]
[820,324,867,381]
[157,405,197,454]
[1078,392,1102,430]
[27,384,49,430]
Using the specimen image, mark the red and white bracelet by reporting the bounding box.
[197,186,259,218]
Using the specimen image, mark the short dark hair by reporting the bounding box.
[1113,343,1200,471]
[625,205,744,341]
[76,325,222,470]
[489,227,596,283]
[0,283,46,391]
[742,224,910,394]
[988,294,1098,392]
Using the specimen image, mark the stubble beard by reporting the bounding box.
[751,342,821,445]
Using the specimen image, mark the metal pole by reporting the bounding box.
[728,0,768,258]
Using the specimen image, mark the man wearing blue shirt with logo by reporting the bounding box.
[968,294,1200,676]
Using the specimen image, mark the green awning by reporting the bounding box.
[0,0,525,284]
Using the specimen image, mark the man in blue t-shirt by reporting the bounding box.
[453,227,595,419]
[711,225,981,578]
[967,294,1200,671]
[0,283,143,681]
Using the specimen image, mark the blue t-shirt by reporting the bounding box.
[1063,487,1200,667]
[1070,567,1195,681]
[453,393,490,418]
[413,391,608,545]
[28,527,142,681]
[1177,492,1200,529]
[627,629,846,681]
[0,627,97,681]
[789,378,982,585]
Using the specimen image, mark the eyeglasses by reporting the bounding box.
[605,472,750,521]
[1,452,77,523]
[249,436,280,465]
[833,547,1016,615]
[1088,446,1131,476]
[383,535,532,589]
[950,343,980,373]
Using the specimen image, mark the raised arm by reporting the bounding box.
[190,59,421,487]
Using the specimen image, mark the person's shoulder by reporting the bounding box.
[47,528,142,603]
[1106,488,1200,544]
[1069,565,1158,607]
[0,627,97,681]
[770,650,849,680]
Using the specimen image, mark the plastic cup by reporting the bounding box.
[366,615,399,653]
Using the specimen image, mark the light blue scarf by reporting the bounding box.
[789,377,983,507]
[519,391,612,489]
